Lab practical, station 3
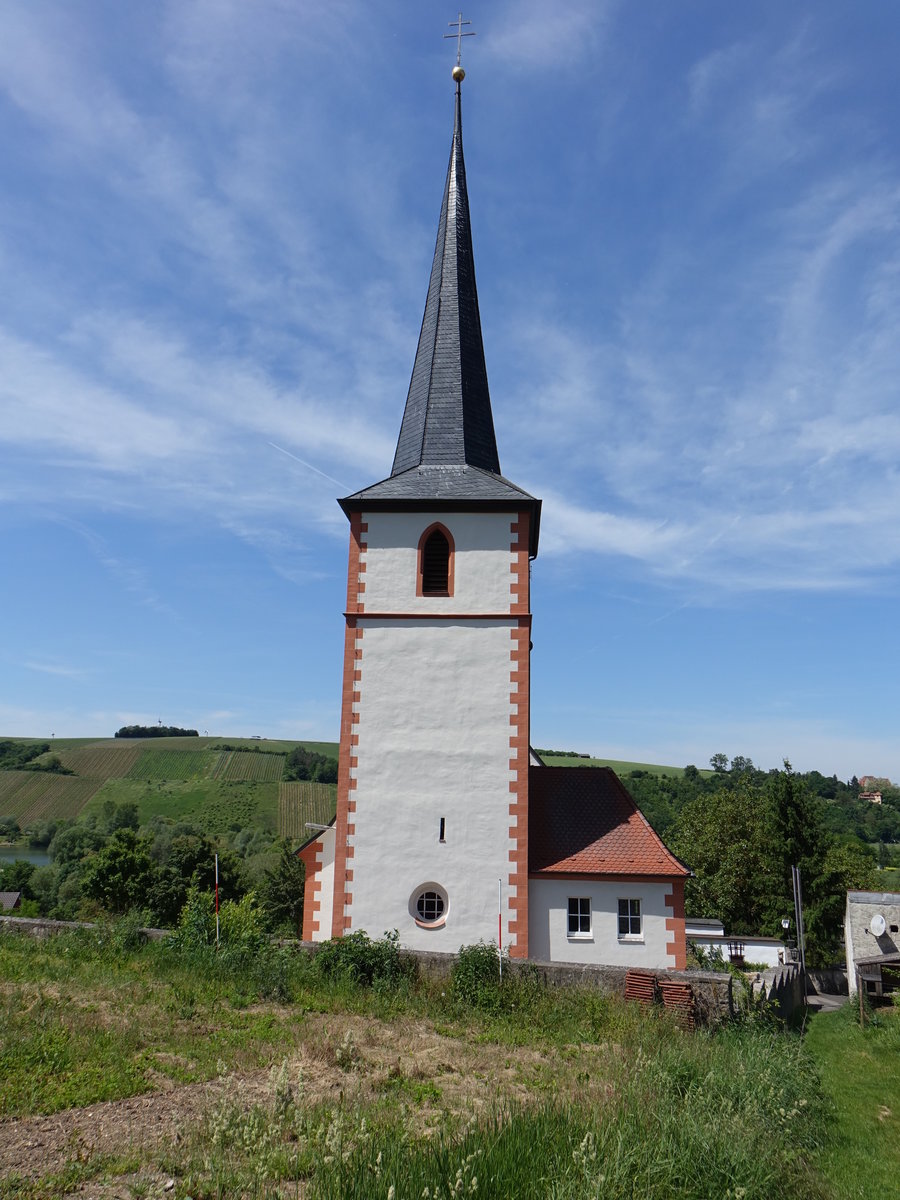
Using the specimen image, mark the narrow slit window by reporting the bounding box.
[421,529,450,594]
[439,817,446,842]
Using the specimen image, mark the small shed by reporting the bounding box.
[854,951,900,998]
[845,891,900,996]
[0,891,22,911]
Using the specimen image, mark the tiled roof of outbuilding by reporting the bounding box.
[528,766,691,878]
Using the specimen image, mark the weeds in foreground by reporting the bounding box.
[0,923,834,1200]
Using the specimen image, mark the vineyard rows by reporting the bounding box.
[279,781,337,839]
[57,745,142,779]
[0,772,101,825]
[126,750,215,781]
[212,751,286,782]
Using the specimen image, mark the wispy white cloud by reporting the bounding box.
[2,0,899,609]
[487,0,614,69]
[54,518,177,619]
[23,661,89,680]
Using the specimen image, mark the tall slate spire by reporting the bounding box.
[391,86,500,476]
[339,75,541,558]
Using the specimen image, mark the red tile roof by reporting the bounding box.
[528,767,690,878]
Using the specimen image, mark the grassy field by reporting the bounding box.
[0,737,340,836]
[214,750,287,782]
[126,748,218,781]
[0,924,833,1200]
[804,1003,900,1199]
[82,778,281,834]
[537,753,713,777]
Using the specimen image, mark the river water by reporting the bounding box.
[0,846,51,867]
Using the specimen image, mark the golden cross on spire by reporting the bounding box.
[444,11,475,80]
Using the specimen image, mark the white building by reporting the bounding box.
[684,918,787,969]
[300,69,689,970]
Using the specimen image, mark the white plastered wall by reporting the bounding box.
[688,936,785,968]
[347,616,518,952]
[360,510,518,614]
[311,826,335,943]
[528,877,675,969]
[339,506,526,953]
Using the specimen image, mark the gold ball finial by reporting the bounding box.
[452,64,465,82]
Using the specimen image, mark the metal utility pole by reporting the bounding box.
[791,865,807,998]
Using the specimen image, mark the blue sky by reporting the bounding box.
[2,1,899,781]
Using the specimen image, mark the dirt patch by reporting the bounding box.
[0,1011,598,1187]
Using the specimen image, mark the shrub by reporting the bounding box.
[451,941,504,1009]
[164,888,298,1001]
[314,930,410,988]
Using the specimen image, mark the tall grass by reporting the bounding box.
[308,1027,828,1200]
[0,923,834,1199]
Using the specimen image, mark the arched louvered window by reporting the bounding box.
[418,524,454,596]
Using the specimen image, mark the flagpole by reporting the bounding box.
[498,877,502,980]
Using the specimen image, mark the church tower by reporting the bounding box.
[300,66,541,957]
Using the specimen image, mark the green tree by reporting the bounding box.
[81,829,156,914]
[99,799,140,834]
[0,741,49,770]
[764,761,828,938]
[0,859,35,898]
[258,841,305,933]
[140,833,245,927]
[729,755,754,775]
[0,816,21,840]
[669,779,771,934]
[48,822,105,869]
[804,840,877,964]
[283,746,338,783]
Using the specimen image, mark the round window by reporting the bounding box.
[410,883,448,928]
[416,890,445,922]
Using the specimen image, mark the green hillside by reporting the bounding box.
[536,751,714,778]
[0,736,340,839]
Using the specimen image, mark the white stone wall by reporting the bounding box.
[359,511,517,613]
[311,826,335,943]
[528,877,675,969]
[689,936,785,968]
[346,616,518,952]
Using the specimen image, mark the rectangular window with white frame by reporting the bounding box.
[567,896,591,937]
[618,898,642,939]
